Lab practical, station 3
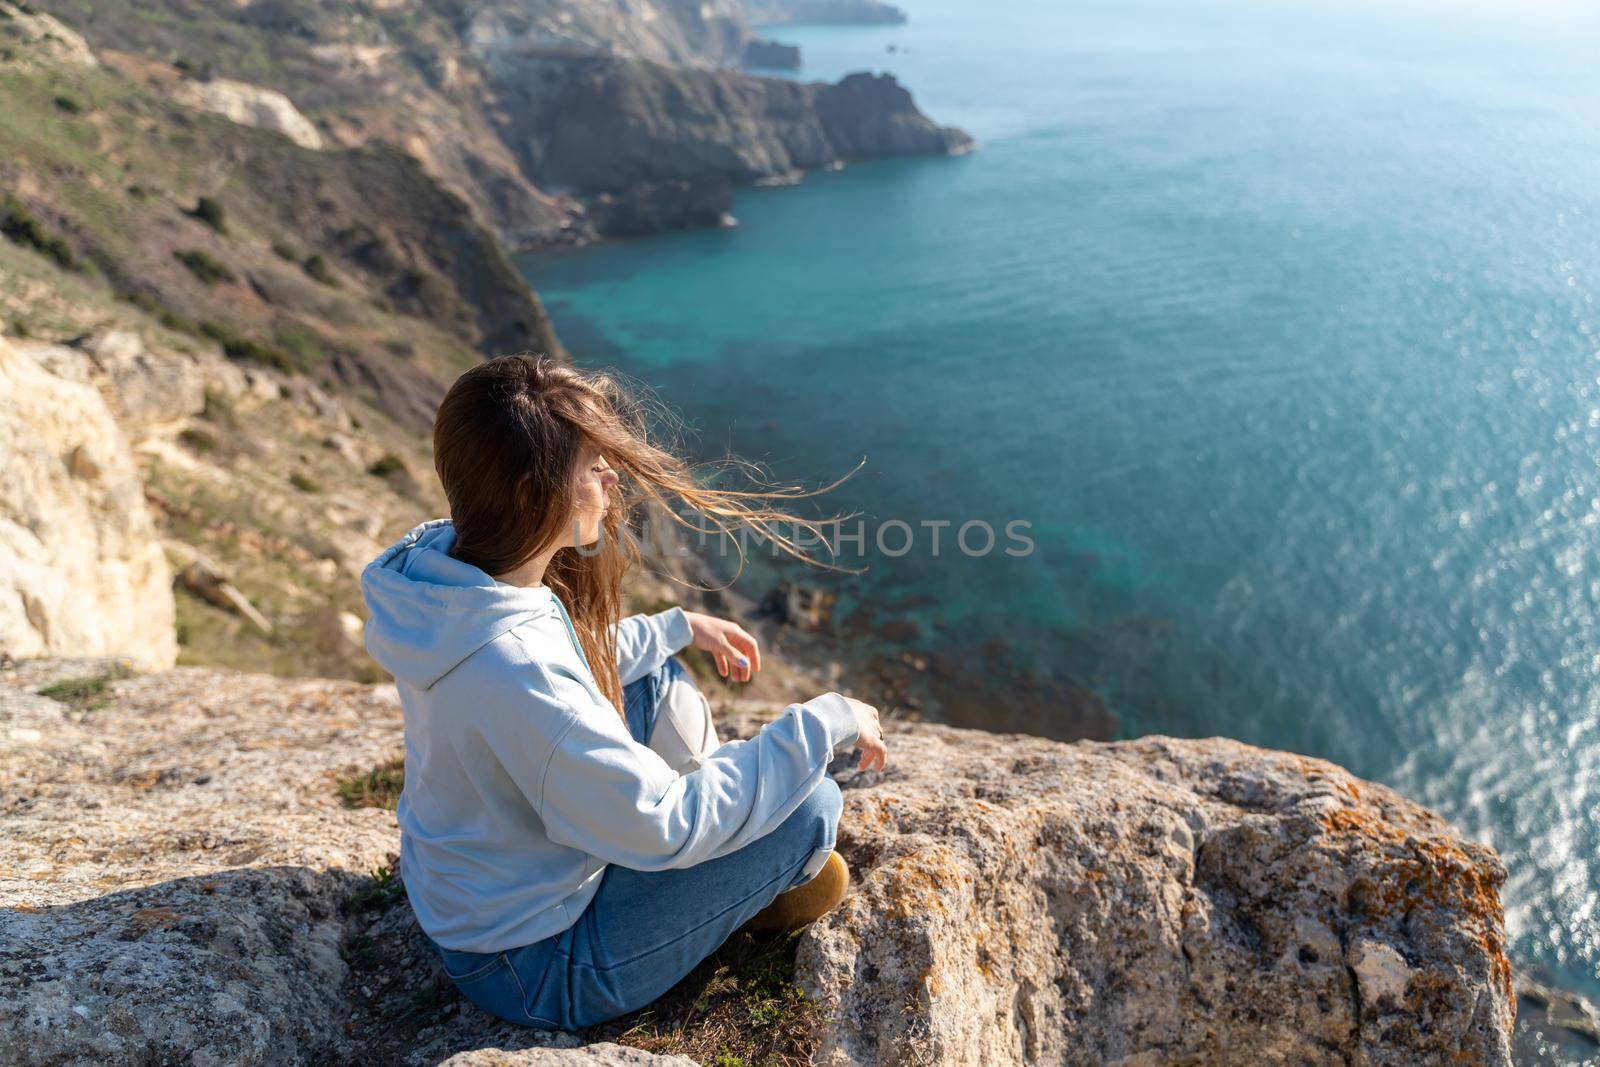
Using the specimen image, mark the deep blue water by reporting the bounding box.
[521,0,1600,1009]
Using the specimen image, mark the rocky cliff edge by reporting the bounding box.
[0,657,1514,1065]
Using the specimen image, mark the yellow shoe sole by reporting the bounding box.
[741,850,850,933]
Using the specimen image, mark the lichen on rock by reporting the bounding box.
[0,656,1514,1065]
[785,726,1516,1065]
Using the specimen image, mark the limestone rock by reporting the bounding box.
[0,663,402,1065]
[0,659,1515,1064]
[169,76,325,150]
[74,330,208,434]
[777,719,1517,1066]
[0,1,98,67]
[6,338,95,383]
[322,432,368,469]
[0,661,639,1066]
[0,338,177,669]
[12,333,206,437]
[462,0,757,71]
[283,376,354,434]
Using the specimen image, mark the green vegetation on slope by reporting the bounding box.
[0,52,551,428]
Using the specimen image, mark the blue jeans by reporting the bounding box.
[426,654,845,1031]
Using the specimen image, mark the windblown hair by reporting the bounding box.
[432,352,861,717]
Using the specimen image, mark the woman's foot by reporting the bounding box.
[740,850,850,933]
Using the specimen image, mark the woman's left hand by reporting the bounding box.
[683,611,761,683]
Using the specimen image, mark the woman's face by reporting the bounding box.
[569,442,619,547]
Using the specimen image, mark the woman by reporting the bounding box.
[359,353,889,1031]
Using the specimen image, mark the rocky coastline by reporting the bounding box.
[32,0,973,252]
[1,1,1594,1062]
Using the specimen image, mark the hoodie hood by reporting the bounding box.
[360,517,560,690]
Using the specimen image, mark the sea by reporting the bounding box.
[519,0,1600,1020]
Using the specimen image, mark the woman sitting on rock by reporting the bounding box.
[358,353,889,1031]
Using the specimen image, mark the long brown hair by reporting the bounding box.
[432,353,861,716]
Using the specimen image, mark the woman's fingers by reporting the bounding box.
[720,637,754,682]
[715,652,729,678]
[726,627,761,675]
[722,629,759,682]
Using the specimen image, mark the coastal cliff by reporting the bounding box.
[0,657,1516,1065]
[0,5,1561,1063]
[457,0,791,72]
[742,0,909,26]
[486,58,972,233]
[0,327,1533,1063]
[30,0,972,248]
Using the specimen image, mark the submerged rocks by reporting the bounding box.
[0,656,1515,1064]
[756,579,838,631]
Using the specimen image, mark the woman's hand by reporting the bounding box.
[840,695,889,772]
[683,610,761,683]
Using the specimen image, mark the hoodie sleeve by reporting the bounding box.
[612,607,696,687]
[525,671,861,872]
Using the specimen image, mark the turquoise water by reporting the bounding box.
[522,0,1600,1005]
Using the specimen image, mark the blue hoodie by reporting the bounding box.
[359,517,861,953]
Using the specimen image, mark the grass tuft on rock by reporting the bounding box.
[588,926,825,1066]
[36,661,138,711]
[338,757,405,810]
[345,863,406,914]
